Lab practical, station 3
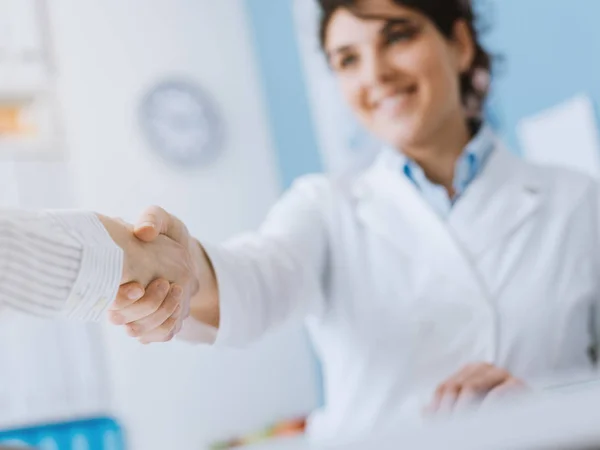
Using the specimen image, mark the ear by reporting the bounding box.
[451,19,476,74]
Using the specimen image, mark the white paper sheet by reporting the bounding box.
[518,94,600,178]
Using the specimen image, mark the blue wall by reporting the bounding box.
[242,0,323,189]
[242,0,325,405]
[482,0,600,151]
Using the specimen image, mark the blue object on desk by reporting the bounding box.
[0,418,125,450]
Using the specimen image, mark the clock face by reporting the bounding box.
[139,79,224,167]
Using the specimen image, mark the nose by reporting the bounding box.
[360,50,395,86]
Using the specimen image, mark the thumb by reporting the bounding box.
[134,205,187,243]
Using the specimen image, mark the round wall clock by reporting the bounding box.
[139,79,224,167]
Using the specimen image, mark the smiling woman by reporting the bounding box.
[318,0,492,189]
[123,0,600,446]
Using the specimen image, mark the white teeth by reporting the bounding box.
[378,95,404,113]
[374,88,415,114]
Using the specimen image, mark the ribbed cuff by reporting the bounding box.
[48,211,123,321]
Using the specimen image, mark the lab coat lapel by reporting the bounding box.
[354,150,498,368]
[448,143,542,258]
[354,150,488,294]
[354,150,443,259]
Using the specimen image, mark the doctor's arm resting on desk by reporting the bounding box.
[0,209,198,343]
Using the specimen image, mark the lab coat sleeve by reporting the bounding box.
[182,175,330,347]
[0,209,123,320]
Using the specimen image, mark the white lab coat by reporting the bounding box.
[184,140,600,443]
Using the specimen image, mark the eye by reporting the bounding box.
[339,53,358,69]
[384,28,418,46]
[382,24,419,45]
[330,51,359,72]
[385,31,414,44]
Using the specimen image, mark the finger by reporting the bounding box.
[138,316,179,344]
[109,278,170,325]
[174,318,183,335]
[454,363,489,384]
[134,205,169,242]
[126,284,183,337]
[429,381,462,414]
[110,282,145,311]
[453,387,482,413]
[134,205,187,243]
[466,367,511,393]
[437,382,462,414]
[427,365,480,414]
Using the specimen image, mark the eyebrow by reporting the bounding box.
[326,17,414,61]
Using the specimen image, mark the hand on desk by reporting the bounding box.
[98,210,199,343]
[426,362,526,415]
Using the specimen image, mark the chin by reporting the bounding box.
[381,127,425,151]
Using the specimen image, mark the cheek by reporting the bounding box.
[421,48,462,106]
[339,78,368,118]
[396,43,461,108]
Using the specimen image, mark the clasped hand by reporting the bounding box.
[99,207,199,344]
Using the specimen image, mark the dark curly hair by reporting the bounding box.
[317,0,492,118]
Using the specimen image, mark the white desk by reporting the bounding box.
[242,382,600,450]
[343,383,600,450]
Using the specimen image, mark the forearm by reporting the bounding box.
[0,210,122,320]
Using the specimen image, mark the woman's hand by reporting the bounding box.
[427,362,526,414]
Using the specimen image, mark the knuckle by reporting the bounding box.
[175,304,184,319]
[108,310,125,325]
[157,329,175,343]
[445,382,461,394]
[466,362,483,372]
[164,296,180,315]
[170,284,184,299]
[159,318,177,335]
[127,324,141,337]
[499,368,511,378]
[169,303,182,319]
[147,286,168,310]
[112,297,128,310]
[147,296,163,314]
[436,384,449,396]
[468,381,485,392]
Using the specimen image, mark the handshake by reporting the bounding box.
[97,206,219,344]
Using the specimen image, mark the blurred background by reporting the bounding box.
[0,0,599,449]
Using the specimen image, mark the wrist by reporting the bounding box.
[189,239,220,328]
[96,214,137,283]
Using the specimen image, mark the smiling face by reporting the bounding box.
[323,0,475,150]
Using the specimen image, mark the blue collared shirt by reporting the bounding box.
[401,125,495,218]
